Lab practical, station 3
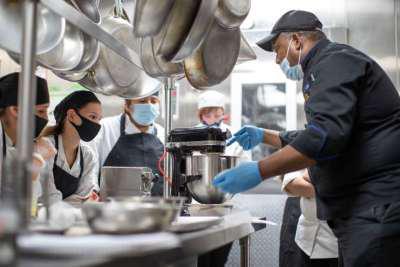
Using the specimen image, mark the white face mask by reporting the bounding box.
[279,38,304,81]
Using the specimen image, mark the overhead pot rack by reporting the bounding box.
[3,0,257,225]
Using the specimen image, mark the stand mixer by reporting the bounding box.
[166,127,238,204]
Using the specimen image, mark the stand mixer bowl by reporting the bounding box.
[185,153,238,204]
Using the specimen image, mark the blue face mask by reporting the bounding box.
[201,120,222,128]
[280,38,304,81]
[131,104,160,126]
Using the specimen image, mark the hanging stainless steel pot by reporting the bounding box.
[53,0,101,80]
[0,1,65,55]
[140,25,184,78]
[36,22,85,72]
[166,0,219,63]
[133,0,175,37]
[184,21,241,90]
[156,0,200,61]
[215,0,251,29]
[80,15,160,98]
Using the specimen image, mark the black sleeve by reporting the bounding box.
[290,52,367,161]
[279,130,302,147]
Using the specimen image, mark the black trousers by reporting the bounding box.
[299,249,338,267]
[280,197,338,267]
[197,243,233,267]
[279,197,302,267]
[328,201,400,267]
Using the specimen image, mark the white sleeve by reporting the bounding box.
[74,145,99,197]
[281,171,304,197]
[155,124,165,144]
[86,116,121,169]
[39,162,63,205]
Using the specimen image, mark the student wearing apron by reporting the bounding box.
[89,91,164,196]
[280,170,338,267]
[40,91,102,203]
[0,72,56,206]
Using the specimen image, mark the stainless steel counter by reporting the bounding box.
[18,210,262,267]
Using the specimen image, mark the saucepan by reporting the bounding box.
[185,154,238,204]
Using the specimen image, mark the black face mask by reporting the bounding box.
[34,115,48,138]
[71,112,101,142]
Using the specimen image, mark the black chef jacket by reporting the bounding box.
[280,38,400,220]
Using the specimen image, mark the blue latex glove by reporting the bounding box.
[226,126,264,150]
[213,161,263,194]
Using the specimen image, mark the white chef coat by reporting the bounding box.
[40,135,99,204]
[194,122,251,163]
[281,171,338,259]
[0,123,42,202]
[88,113,165,170]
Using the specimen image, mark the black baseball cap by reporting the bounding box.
[257,10,323,52]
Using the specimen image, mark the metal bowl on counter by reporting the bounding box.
[82,201,176,234]
[185,203,234,217]
[185,154,238,204]
[107,196,186,220]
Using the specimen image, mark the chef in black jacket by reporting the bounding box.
[213,10,400,267]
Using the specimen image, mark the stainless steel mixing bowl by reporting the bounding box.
[185,154,238,204]
[82,201,176,234]
[107,196,186,220]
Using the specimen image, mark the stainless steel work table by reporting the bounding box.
[18,210,265,267]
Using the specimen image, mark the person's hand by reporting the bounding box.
[213,161,263,194]
[302,170,311,183]
[226,126,264,150]
[31,153,46,181]
[86,191,99,202]
[34,137,57,161]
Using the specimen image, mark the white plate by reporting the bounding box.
[168,216,223,233]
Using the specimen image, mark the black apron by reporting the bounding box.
[103,115,164,195]
[2,126,6,158]
[53,135,84,199]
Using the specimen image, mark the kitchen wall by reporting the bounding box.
[346,0,399,89]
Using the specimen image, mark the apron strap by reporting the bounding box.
[54,135,84,179]
[120,114,126,137]
[2,125,6,158]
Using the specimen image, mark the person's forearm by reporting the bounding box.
[285,178,315,198]
[263,129,282,148]
[258,145,316,179]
